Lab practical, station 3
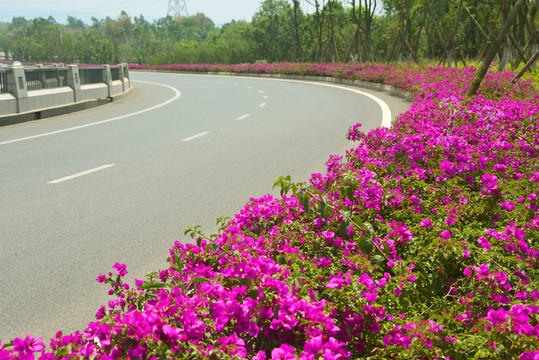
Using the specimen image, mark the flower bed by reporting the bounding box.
[2,63,538,359]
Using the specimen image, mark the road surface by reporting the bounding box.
[0,72,410,341]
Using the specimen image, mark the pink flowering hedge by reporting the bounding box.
[2,63,538,359]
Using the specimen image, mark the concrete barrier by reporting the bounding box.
[0,63,131,126]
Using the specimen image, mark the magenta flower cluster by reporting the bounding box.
[2,62,538,359]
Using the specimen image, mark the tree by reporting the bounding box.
[251,0,295,61]
[466,0,527,97]
[66,16,85,30]
[9,17,28,30]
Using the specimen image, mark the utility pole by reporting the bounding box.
[59,30,63,64]
[167,0,188,18]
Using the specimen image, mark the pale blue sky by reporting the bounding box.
[1,0,317,26]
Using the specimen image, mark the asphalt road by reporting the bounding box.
[0,72,410,342]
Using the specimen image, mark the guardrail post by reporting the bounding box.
[122,63,130,89]
[67,65,81,102]
[118,65,126,92]
[103,65,112,97]
[8,66,28,113]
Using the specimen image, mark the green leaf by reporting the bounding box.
[339,210,351,236]
[345,324,353,339]
[174,250,182,268]
[363,237,374,255]
[352,215,364,228]
[273,175,293,196]
[318,200,327,219]
[140,282,166,290]
[364,222,374,235]
[247,289,259,299]
[170,262,181,272]
[357,235,374,255]
[371,255,383,265]
[297,188,311,212]
[347,186,355,200]
[189,276,213,284]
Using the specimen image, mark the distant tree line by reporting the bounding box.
[0,0,538,70]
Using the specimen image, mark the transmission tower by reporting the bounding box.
[167,0,188,18]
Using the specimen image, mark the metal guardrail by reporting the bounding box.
[0,69,9,94]
[1,65,125,92]
[25,67,70,91]
[0,63,130,117]
[79,67,104,85]
[111,67,121,81]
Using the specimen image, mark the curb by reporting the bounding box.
[130,69,414,102]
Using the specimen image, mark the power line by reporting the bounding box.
[2,0,162,16]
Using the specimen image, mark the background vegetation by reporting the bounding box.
[1,0,538,70]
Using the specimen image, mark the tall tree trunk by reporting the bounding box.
[498,0,511,71]
[530,0,539,69]
[293,0,302,62]
[329,0,337,62]
[350,0,357,23]
[398,0,406,62]
[467,0,527,97]
[357,1,363,62]
[345,5,362,63]
[511,49,539,82]
[315,0,323,62]
[364,0,376,62]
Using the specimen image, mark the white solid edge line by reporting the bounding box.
[0,80,182,146]
[182,131,210,142]
[48,164,115,184]
[163,73,392,128]
[307,82,392,128]
[236,114,251,120]
[255,78,392,128]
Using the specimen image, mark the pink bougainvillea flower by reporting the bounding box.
[485,308,508,326]
[271,344,296,360]
[477,236,493,249]
[420,218,432,228]
[439,159,454,174]
[12,334,45,354]
[500,201,515,211]
[112,263,128,277]
[480,174,499,195]
[304,336,323,356]
[519,351,539,360]
[253,351,267,360]
[439,230,452,239]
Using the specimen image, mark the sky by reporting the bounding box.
[0,0,318,27]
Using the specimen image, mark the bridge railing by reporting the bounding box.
[24,67,71,90]
[0,64,131,118]
[0,69,9,94]
[79,67,105,85]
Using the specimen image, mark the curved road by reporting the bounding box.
[0,72,410,341]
